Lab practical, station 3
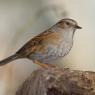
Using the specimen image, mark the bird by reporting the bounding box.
[0,18,81,68]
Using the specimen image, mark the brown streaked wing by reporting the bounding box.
[16,30,53,56]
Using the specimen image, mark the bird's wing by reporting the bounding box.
[16,30,54,56]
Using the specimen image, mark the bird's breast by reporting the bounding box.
[42,30,74,58]
[46,39,73,58]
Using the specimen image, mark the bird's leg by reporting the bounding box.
[34,60,50,68]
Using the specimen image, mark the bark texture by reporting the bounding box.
[16,66,95,95]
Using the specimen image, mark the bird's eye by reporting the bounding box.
[65,22,70,25]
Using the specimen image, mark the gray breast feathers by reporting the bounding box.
[46,29,74,58]
[46,39,73,58]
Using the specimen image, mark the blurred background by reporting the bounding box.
[0,0,95,95]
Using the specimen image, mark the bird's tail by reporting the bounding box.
[0,54,20,66]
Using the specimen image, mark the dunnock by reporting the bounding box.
[0,18,81,68]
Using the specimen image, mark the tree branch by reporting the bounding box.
[15,66,95,95]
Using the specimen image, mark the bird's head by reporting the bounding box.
[58,18,82,30]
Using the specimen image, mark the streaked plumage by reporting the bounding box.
[0,18,81,67]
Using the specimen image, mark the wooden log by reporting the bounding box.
[16,66,95,95]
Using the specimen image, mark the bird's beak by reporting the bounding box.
[74,25,82,29]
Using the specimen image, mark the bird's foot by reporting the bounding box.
[34,60,57,69]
